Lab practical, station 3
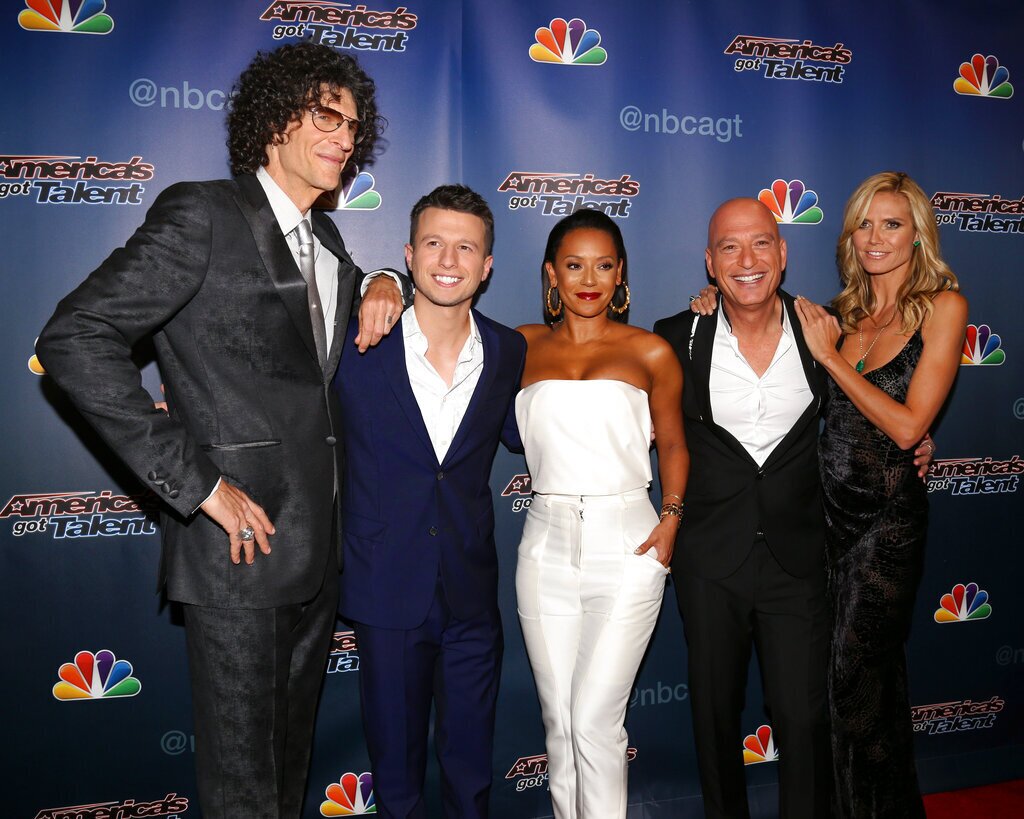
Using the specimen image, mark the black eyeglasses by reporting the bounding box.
[308,105,364,143]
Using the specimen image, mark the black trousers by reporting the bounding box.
[677,539,832,819]
[182,563,338,819]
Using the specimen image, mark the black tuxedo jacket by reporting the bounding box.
[37,174,403,608]
[654,290,828,579]
[334,310,526,630]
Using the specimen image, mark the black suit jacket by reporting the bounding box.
[37,174,405,608]
[334,311,525,629]
[654,290,827,579]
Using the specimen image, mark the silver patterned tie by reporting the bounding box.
[295,218,328,372]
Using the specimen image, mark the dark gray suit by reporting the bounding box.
[37,173,398,817]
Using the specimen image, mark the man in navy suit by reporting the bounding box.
[334,185,525,818]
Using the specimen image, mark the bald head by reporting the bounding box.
[707,198,779,251]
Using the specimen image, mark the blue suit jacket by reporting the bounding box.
[334,309,525,629]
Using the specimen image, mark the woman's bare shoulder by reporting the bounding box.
[516,323,553,343]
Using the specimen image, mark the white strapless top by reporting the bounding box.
[515,380,653,495]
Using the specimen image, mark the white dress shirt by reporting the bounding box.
[709,302,813,466]
[403,306,485,463]
[256,167,339,350]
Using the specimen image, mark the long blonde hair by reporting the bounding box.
[833,172,959,334]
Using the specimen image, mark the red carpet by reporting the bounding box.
[923,778,1024,817]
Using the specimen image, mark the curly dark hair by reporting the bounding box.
[227,42,384,175]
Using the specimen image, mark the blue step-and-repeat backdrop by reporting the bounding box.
[2,1,1022,817]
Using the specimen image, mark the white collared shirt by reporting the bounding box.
[256,167,339,350]
[709,301,813,466]
[403,306,485,463]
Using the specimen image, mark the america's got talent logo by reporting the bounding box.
[0,153,154,205]
[498,171,640,218]
[260,1,417,53]
[726,34,851,83]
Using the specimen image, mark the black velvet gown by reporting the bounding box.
[818,330,927,818]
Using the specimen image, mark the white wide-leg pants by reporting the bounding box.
[516,489,669,819]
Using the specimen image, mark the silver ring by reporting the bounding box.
[239,526,255,541]
[925,442,935,455]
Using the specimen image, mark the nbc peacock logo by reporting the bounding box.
[337,169,382,211]
[934,582,993,623]
[961,324,1005,366]
[53,649,142,700]
[530,17,607,65]
[757,179,823,225]
[29,338,45,374]
[320,772,376,815]
[953,54,1013,99]
[18,0,114,34]
[742,725,779,764]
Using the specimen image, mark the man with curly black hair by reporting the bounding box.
[37,42,410,819]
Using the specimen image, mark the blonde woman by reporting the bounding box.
[794,172,967,817]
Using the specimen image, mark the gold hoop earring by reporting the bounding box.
[609,283,630,315]
[546,285,562,318]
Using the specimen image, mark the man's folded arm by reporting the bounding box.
[36,182,221,516]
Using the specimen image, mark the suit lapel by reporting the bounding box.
[312,211,357,378]
[379,323,438,463]
[693,309,757,463]
[442,310,498,467]
[689,310,716,423]
[760,292,824,470]
[234,175,320,366]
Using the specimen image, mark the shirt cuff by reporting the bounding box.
[195,476,222,515]
[360,268,404,296]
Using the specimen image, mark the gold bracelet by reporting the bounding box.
[659,502,683,521]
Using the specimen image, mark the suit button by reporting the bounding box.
[147,470,158,481]
[168,489,180,499]
[325,435,337,446]
[756,468,766,480]
[429,526,438,536]
[437,471,445,480]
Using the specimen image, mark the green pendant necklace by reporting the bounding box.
[856,308,896,374]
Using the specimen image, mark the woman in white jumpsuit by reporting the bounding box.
[515,210,689,819]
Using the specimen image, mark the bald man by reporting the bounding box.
[654,199,831,818]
